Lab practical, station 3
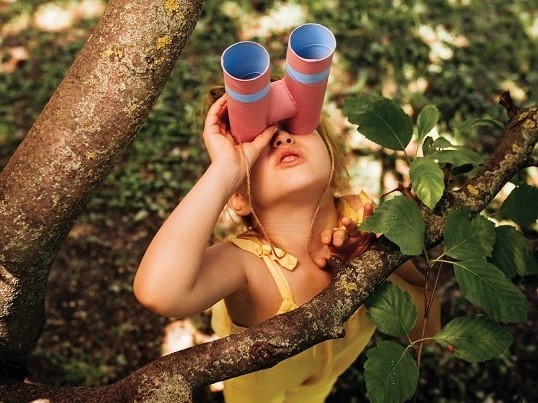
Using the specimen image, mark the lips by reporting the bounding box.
[276,147,303,167]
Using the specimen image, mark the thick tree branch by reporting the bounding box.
[2,97,536,401]
[453,95,538,212]
[0,0,204,380]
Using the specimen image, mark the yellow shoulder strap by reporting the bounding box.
[230,237,297,310]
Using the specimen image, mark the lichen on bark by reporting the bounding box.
[0,0,205,382]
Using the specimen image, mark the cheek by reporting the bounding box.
[314,143,332,173]
[249,158,266,185]
[247,160,270,199]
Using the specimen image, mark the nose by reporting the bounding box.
[271,130,295,149]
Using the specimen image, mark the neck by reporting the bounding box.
[252,190,338,258]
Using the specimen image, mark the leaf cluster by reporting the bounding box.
[345,94,537,403]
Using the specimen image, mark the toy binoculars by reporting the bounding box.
[221,23,336,142]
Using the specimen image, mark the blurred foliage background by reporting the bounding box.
[1,0,537,401]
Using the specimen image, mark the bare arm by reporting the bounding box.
[133,96,276,317]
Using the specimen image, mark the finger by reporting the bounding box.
[331,228,349,247]
[314,256,328,270]
[321,228,334,245]
[204,96,228,135]
[213,94,227,110]
[341,216,360,237]
[225,131,236,144]
[246,125,278,162]
[215,95,228,118]
[206,95,226,122]
[252,125,277,148]
[363,202,374,220]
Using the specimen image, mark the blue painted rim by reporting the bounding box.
[289,23,336,61]
[221,41,270,80]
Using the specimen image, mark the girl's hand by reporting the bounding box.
[203,95,276,183]
[315,203,376,270]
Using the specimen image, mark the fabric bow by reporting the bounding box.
[233,237,298,271]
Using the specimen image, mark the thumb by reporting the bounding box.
[246,125,278,162]
[252,125,277,150]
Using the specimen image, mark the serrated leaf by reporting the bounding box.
[429,148,483,168]
[443,209,496,260]
[434,316,512,362]
[359,196,425,255]
[425,137,483,168]
[410,157,445,210]
[499,183,538,227]
[344,95,413,150]
[490,225,538,277]
[456,117,504,135]
[365,282,418,337]
[365,341,418,403]
[417,104,440,142]
[453,259,528,323]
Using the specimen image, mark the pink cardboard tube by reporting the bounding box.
[283,23,336,134]
[221,24,336,142]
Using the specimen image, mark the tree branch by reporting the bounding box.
[2,99,536,402]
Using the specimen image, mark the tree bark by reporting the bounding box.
[0,0,204,381]
[0,0,536,400]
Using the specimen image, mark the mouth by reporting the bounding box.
[276,148,303,167]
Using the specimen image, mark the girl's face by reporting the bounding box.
[248,128,332,209]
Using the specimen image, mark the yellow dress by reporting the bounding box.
[211,236,377,403]
[211,193,425,402]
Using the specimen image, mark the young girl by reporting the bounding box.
[134,89,440,402]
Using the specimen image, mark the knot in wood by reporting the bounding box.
[250,342,273,364]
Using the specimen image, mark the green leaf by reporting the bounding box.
[499,183,538,227]
[490,225,538,277]
[417,104,440,142]
[344,95,413,150]
[422,136,435,156]
[453,259,528,323]
[410,157,445,210]
[443,209,496,260]
[425,137,483,168]
[429,148,483,168]
[365,341,418,403]
[429,137,453,149]
[455,117,504,135]
[359,196,425,255]
[343,93,384,114]
[365,282,418,337]
[434,316,512,362]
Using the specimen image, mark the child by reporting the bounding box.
[134,88,440,402]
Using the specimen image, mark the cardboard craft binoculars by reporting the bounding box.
[221,23,336,142]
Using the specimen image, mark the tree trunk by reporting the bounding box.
[0,0,204,381]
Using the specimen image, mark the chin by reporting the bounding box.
[257,178,332,207]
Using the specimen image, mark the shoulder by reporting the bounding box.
[204,238,258,269]
[205,240,244,260]
[201,241,252,299]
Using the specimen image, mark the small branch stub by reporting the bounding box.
[499,91,519,119]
